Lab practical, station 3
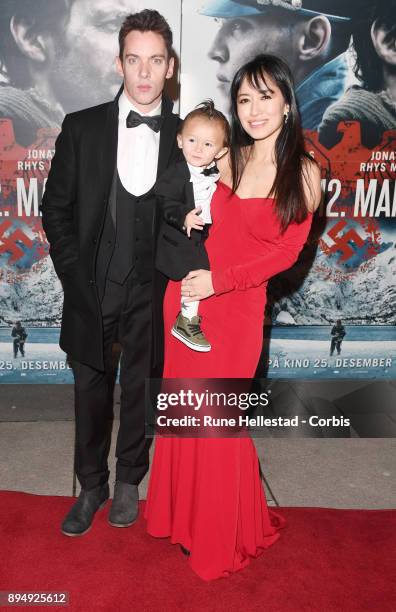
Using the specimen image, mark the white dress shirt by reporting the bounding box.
[187,161,220,224]
[117,91,161,196]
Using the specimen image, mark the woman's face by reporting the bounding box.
[236,74,289,141]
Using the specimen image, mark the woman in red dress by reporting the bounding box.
[145,55,322,580]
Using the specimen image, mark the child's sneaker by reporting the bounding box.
[171,313,211,352]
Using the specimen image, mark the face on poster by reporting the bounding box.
[181,1,306,117]
[181,0,396,133]
[0,0,180,142]
[181,0,358,124]
[51,0,180,111]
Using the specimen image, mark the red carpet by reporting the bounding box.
[0,491,395,612]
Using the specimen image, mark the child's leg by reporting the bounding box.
[171,297,211,352]
[181,297,199,320]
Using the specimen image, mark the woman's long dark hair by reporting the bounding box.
[230,54,315,233]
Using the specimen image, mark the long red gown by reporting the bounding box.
[145,182,313,580]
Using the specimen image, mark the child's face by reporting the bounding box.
[177,117,228,167]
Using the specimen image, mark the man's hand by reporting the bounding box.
[184,208,205,237]
[181,269,214,302]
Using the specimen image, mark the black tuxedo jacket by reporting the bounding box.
[41,87,180,371]
[155,159,210,281]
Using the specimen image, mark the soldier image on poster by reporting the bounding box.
[319,1,396,148]
[330,319,346,356]
[201,0,362,129]
[11,321,28,358]
[0,0,179,146]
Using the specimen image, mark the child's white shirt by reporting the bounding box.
[187,161,220,224]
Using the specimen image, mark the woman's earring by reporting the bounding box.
[284,111,289,123]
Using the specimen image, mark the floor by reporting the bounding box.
[1,382,395,509]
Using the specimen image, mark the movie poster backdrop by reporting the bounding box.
[0,0,395,382]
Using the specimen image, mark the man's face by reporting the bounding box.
[116,30,174,113]
[208,14,296,102]
[49,0,140,112]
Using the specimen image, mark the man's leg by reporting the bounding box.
[115,276,153,485]
[107,275,152,528]
[330,338,336,356]
[61,279,125,536]
[71,279,124,491]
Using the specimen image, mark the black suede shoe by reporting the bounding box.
[108,481,138,527]
[61,483,109,537]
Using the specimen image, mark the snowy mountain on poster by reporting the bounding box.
[1,243,395,326]
[271,240,396,325]
[0,256,62,326]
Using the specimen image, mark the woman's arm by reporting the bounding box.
[211,212,313,295]
[181,214,313,300]
[212,159,321,295]
[182,159,321,300]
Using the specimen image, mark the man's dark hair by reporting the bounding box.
[0,0,72,85]
[182,100,230,147]
[118,9,173,60]
[352,1,396,91]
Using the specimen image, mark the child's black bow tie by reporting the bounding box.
[201,165,219,177]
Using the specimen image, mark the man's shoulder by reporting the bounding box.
[65,101,114,127]
[67,101,113,120]
[0,85,36,114]
[321,86,378,123]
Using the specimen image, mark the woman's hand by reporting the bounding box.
[181,270,215,302]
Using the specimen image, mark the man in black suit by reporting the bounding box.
[41,10,180,536]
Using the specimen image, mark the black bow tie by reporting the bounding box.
[126,110,162,132]
[201,164,219,177]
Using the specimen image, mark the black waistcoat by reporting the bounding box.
[96,171,156,301]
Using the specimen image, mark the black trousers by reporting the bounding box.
[70,273,153,490]
[13,339,25,357]
[330,338,343,355]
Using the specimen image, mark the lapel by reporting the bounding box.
[100,88,179,227]
[156,95,179,180]
[178,159,195,210]
[185,180,195,211]
[101,85,122,203]
[101,89,178,195]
